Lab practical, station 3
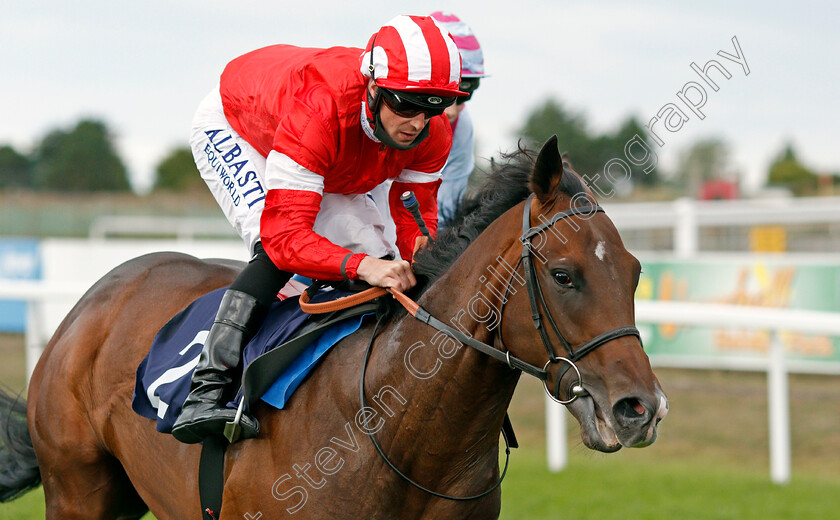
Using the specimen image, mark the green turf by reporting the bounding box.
[0,490,43,520]
[499,447,840,520]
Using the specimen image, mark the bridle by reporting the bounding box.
[500,193,642,404]
[357,193,643,501]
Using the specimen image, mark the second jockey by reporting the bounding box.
[171,15,467,444]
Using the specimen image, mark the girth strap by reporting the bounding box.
[198,436,226,520]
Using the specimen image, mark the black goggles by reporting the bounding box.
[379,88,455,119]
[456,78,481,105]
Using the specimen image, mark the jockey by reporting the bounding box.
[430,11,487,224]
[172,15,467,444]
[369,11,486,239]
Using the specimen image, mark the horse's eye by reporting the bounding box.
[552,271,573,287]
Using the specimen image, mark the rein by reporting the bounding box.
[302,288,515,500]
[299,286,387,313]
[360,314,512,501]
[300,194,643,501]
[301,286,549,380]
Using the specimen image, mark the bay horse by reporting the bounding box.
[0,136,667,519]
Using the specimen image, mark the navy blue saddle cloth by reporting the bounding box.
[131,287,369,434]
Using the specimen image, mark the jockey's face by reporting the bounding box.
[369,83,430,148]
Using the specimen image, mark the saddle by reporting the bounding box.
[239,285,379,412]
[131,283,378,436]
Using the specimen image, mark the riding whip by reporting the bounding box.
[400,191,430,237]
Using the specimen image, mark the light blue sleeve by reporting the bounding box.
[437,108,475,224]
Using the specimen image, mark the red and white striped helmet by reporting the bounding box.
[429,11,486,78]
[361,15,467,97]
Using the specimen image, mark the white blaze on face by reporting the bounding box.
[595,241,606,261]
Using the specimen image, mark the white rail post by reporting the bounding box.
[546,394,568,472]
[25,300,45,385]
[767,330,792,484]
[673,198,698,258]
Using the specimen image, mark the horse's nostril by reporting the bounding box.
[613,397,647,422]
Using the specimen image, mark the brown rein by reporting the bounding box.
[299,282,550,381]
[299,286,419,316]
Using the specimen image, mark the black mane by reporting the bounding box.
[412,146,588,286]
[376,144,588,321]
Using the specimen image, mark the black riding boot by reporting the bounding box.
[171,289,267,444]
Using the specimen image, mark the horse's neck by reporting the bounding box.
[367,224,522,486]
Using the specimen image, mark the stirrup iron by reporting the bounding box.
[223,400,245,443]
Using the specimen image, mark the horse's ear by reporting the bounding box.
[530,135,564,199]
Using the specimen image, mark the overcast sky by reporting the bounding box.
[2,0,837,194]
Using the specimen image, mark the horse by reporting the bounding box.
[0,136,668,519]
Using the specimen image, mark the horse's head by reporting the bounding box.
[502,136,668,452]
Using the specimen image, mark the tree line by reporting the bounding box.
[517,99,828,197]
[0,105,827,197]
[0,120,131,192]
[0,119,202,193]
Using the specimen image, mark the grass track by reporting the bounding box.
[499,448,840,519]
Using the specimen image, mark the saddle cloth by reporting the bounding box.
[131,286,367,434]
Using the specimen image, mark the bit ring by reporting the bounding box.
[543,358,585,405]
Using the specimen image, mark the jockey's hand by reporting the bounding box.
[412,235,429,261]
[356,256,417,292]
